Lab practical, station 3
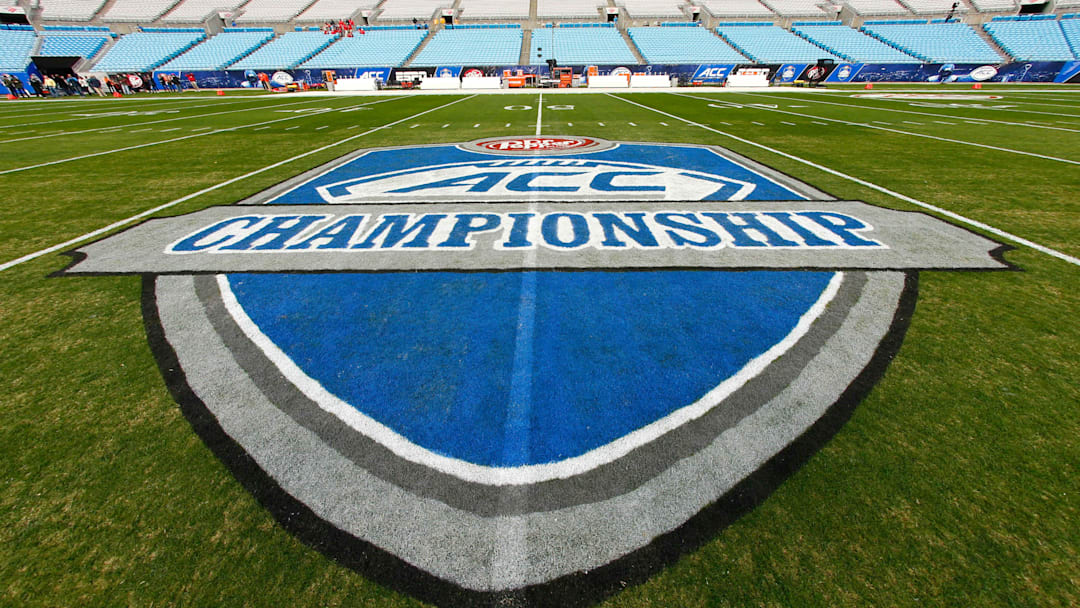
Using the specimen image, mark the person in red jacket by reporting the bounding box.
[186,72,199,91]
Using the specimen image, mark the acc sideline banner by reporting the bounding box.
[61,136,1009,607]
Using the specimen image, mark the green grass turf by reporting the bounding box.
[1,87,1077,607]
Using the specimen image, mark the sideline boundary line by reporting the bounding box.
[0,95,475,273]
[672,92,1080,166]
[0,96,341,141]
[608,93,1080,267]
[734,91,1080,134]
[0,98,393,176]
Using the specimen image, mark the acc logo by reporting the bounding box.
[61,136,1009,607]
[693,65,730,80]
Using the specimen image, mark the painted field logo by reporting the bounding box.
[61,137,1010,607]
[475,136,597,152]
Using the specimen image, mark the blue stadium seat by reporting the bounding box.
[411,26,522,66]
[161,29,273,70]
[0,29,36,71]
[39,35,109,58]
[301,28,428,69]
[984,19,1076,61]
[628,25,746,63]
[93,30,206,72]
[530,26,638,65]
[716,24,842,63]
[230,31,338,70]
[793,23,917,62]
[861,21,1002,63]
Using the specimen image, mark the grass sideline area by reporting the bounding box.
[1,86,1078,607]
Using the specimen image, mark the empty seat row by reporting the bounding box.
[378,0,451,21]
[160,29,273,70]
[301,28,427,68]
[101,0,181,22]
[717,24,842,62]
[39,35,109,58]
[235,0,318,23]
[794,23,917,62]
[531,26,637,65]
[862,22,1001,63]
[231,30,336,70]
[412,26,521,66]
[984,19,1076,61]
[616,0,685,18]
[0,29,35,71]
[628,25,746,63]
[459,0,531,20]
[297,0,381,22]
[93,30,205,72]
[38,0,107,21]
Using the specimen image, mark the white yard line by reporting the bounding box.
[676,93,1080,166]
[0,97,272,130]
[0,97,396,145]
[608,93,1080,268]
[738,91,1080,134]
[0,95,475,273]
[0,99,402,176]
[536,92,543,136]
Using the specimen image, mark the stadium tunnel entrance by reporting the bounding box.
[32,56,81,78]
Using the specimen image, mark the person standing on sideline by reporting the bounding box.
[186,73,199,90]
[87,74,103,96]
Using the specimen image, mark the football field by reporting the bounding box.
[1,86,1078,607]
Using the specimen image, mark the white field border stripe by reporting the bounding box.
[672,92,1080,167]
[0,97,343,142]
[0,97,276,130]
[737,91,1080,134]
[0,95,475,272]
[0,98,393,176]
[216,271,844,486]
[0,95,249,116]
[802,90,1080,117]
[611,93,1080,267]
[536,91,543,136]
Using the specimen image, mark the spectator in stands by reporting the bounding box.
[187,73,199,91]
[87,74,103,96]
[28,73,43,97]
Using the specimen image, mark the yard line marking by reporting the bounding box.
[628,122,637,126]
[536,92,543,136]
[872,121,891,125]
[347,125,360,129]
[0,97,395,145]
[678,93,1080,166]
[902,121,923,125]
[598,122,605,126]
[285,126,300,130]
[789,105,807,108]
[812,121,828,126]
[316,125,328,130]
[567,122,573,127]
[0,97,281,130]
[719,121,731,125]
[474,123,480,128]
[442,123,450,129]
[660,121,668,126]
[781,121,796,126]
[0,96,475,273]
[0,107,347,176]
[751,121,764,126]
[254,126,270,131]
[505,123,511,127]
[411,124,420,128]
[129,128,152,133]
[608,93,1080,268]
[933,121,955,125]
[798,89,1080,118]
[737,91,1080,134]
